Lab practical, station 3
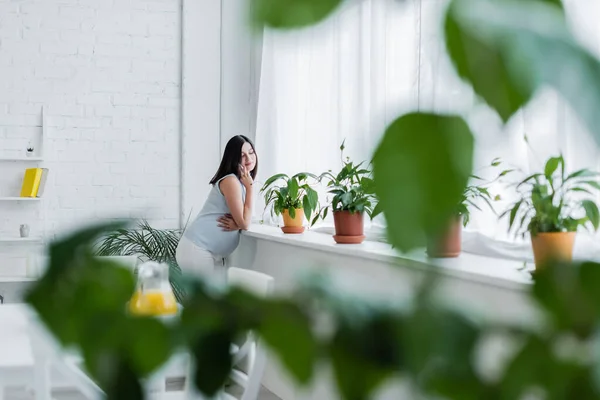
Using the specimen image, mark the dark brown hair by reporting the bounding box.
[209,135,258,185]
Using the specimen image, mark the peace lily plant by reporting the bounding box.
[503,155,600,268]
[427,158,511,257]
[315,141,379,244]
[259,172,320,233]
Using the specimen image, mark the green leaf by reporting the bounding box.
[532,262,597,336]
[566,169,599,181]
[373,113,474,252]
[307,187,319,208]
[288,177,299,200]
[330,312,403,399]
[582,200,600,231]
[105,358,144,400]
[261,173,288,192]
[302,195,312,222]
[361,177,376,195]
[447,0,600,145]
[571,187,593,195]
[544,156,561,180]
[257,301,317,384]
[541,0,563,9]
[48,220,127,281]
[126,318,173,376]
[508,200,523,231]
[371,202,383,219]
[445,0,533,122]
[251,0,343,29]
[311,214,320,227]
[517,173,543,188]
[500,335,552,400]
[191,329,234,396]
[403,306,480,392]
[579,180,600,191]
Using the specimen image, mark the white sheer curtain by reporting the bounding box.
[254,0,420,227]
[254,0,600,260]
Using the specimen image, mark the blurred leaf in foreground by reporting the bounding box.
[251,0,344,29]
[446,0,600,144]
[372,113,474,252]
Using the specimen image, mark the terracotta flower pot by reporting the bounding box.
[426,216,462,258]
[333,210,365,244]
[531,231,576,269]
[281,208,305,234]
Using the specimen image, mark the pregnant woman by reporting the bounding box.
[176,135,257,282]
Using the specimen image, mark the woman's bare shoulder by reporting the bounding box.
[219,175,241,192]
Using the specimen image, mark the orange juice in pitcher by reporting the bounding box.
[129,261,178,316]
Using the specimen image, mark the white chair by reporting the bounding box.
[220,267,274,400]
[149,267,274,400]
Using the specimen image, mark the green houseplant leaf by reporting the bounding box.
[318,142,378,218]
[445,3,533,123]
[503,154,600,236]
[251,0,344,29]
[446,0,600,145]
[257,300,317,384]
[372,113,474,252]
[260,172,321,226]
[582,200,600,231]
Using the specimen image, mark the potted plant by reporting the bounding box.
[502,155,600,269]
[95,219,186,301]
[260,172,320,234]
[316,142,378,244]
[427,158,510,258]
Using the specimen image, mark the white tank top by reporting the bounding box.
[182,174,246,257]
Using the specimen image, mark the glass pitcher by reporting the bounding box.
[128,261,178,316]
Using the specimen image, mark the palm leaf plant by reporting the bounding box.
[95,219,185,301]
[316,141,379,244]
[260,172,320,233]
[502,155,600,267]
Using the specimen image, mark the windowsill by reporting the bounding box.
[242,224,534,290]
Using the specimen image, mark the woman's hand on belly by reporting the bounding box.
[217,213,240,232]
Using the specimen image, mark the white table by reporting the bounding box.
[0,304,106,400]
[0,305,35,400]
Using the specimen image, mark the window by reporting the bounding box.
[254,0,600,258]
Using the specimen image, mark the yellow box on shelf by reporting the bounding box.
[20,168,48,198]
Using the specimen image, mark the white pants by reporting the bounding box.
[175,235,227,284]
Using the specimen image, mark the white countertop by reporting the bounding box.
[243,224,534,290]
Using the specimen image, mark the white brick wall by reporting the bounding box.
[0,0,181,270]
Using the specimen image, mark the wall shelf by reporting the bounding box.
[0,237,43,243]
[0,197,40,201]
[0,276,37,283]
[0,157,44,162]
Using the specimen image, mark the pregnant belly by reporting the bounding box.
[186,215,241,257]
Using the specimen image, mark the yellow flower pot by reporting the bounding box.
[531,231,576,269]
[281,208,305,234]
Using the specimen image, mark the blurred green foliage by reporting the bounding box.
[26,0,600,399]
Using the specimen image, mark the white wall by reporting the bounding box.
[0,0,181,244]
[181,0,261,224]
[0,0,262,272]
